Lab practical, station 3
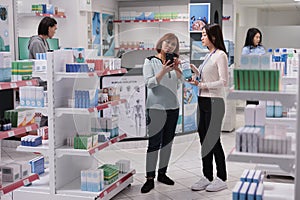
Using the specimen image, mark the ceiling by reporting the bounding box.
[236,0,300,11]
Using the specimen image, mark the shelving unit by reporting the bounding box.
[0,79,39,90]
[0,174,39,195]
[227,63,300,198]
[13,51,133,200]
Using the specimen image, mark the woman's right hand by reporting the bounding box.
[190,64,199,75]
[162,60,175,74]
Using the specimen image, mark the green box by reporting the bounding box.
[244,70,249,90]
[238,70,244,90]
[253,70,259,91]
[264,70,270,91]
[259,71,264,91]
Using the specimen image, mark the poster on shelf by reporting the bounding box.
[0,5,9,52]
[183,82,198,132]
[92,12,101,56]
[102,13,115,56]
[102,75,146,138]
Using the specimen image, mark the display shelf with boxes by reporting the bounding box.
[0,79,39,91]
[56,133,127,158]
[0,123,38,140]
[14,51,135,200]
[56,169,135,200]
[0,173,39,195]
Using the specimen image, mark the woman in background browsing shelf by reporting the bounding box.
[242,27,265,55]
[141,33,183,193]
[189,23,229,192]
[28,16,57,59]
[242,28,265,105]
[28,16,57,127]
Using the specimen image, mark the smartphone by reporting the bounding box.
[166,53,178,65]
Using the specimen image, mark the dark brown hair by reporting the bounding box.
[155,33,180,55]
[203,23,227,53]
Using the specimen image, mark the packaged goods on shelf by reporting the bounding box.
[29,156,44,175]
[98,164,119,185]
[0,118,12,131]
[115,160,130,173]
[11,161,31,179]
[21,135,42,147]
[233,69,280,91]
[233,169,264,200]
[11,61,33,82]
[33,59,47,72]
[1,163,21,182]
[19,86,44,107]
[74,89,99,108]
[0,52,12,82]
[74,135,93,150]
[81,169,104,192]
[91,117,119,138]
[37,126,48,140]
[86,58,104,71]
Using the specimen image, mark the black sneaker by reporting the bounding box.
[157,174,175,185]
[141,179,154,193]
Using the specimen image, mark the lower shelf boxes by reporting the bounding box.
[29,156,44,175]
[232,169,264,200]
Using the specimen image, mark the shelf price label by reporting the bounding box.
[10,83,17,88]
[0,85,2,90]
[26,81,33,86]
[23,179,30,185]
[26,126,32,132]
[8,131,15,137]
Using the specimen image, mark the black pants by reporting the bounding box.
[197,96,227,181]
[146,108,179,178]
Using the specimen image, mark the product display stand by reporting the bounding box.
[227,59,300,198]
[13,51,134,200]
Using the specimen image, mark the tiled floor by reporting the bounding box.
[0,109,294,200]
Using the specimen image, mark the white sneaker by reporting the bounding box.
[191,176,211,191]
[205,177,227,192]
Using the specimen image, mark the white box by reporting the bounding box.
[247,182,258,200]
[244,105,256,127]
[2,163,20,182]
[235,127,244,152]
[239,181,250,200]
[255,104,266,126]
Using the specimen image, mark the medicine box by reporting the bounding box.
[1,163,20,182]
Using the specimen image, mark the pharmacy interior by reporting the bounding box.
[0,0,300,199]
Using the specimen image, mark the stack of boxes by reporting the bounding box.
[98,164,119,185]
[81,169,104,192]
[232,169,264,200]
[91,117,119,139]
[11,61,33,82]
[19,86,45,107]
[4,108,35,128]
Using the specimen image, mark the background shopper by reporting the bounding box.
[28,16,57,127]
[141,33,183,193]
[242,27,265,55]
[28,16,57,59]
[189,23,229,192]
[242,27,265,105]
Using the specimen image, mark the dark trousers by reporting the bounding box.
[197,96,227,181]
[146,108,179,178]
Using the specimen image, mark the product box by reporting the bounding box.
[12,161,31,179]
[247,182,258,200]
[246,169,255,182]
[255,103,266,127]
[232,181,244,200]
[240,169,249,182]
[239,181,250,200]
[235,127,244,152]
[256,183,264,200]
[1,163,21,182]
[81,170,87,191]
[253,170,262,183]
[244,104,256,127]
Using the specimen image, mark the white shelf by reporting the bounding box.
[0,124,39,140]
[16,106,48,116]
[113,18,188,23]
[55,69,127,81]
[227,149,295,173]
[282,76,298,85]
[55,99,127,116]
[227,88,297,107]
[0,174,39,195]
[56,169,135,200]
[266,117,296,130]
[56,133,127,157]
[0,79,39,91]
[15,169,50,194]
[264,182,294,200]
[32,72,47,81]
[16,143,49,156]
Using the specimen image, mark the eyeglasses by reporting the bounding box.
[163,40,177,48]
